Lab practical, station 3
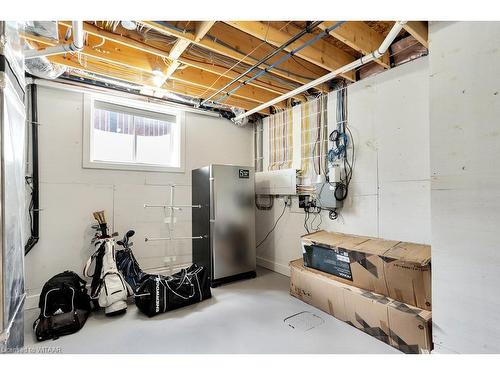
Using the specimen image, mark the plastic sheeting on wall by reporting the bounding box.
[0,20,26,351]
[0,72,27,351]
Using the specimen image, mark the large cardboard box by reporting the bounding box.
[301,231,431,310]
[290,259,432,354]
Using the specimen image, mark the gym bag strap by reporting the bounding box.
[134,263,211,317]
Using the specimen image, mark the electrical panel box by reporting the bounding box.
[314,182,344,209]
[255,169,298,195]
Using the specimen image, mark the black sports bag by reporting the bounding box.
[33,271,91,341]
[116,247,147,292]
[134,264,211,317]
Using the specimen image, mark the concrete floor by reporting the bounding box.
[23,268,399,354]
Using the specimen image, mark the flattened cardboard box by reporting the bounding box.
[290,259,432,354]
[301,230,431,310]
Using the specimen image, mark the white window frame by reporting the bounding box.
[83,93,186,173]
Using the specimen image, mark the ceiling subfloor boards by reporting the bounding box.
[22,20,429,114]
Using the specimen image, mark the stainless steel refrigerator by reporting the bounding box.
[192,164,256,287]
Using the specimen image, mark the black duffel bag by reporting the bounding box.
[34,271,91,341]
[135,264,211,317]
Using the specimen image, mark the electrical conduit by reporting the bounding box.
[233,21,407,122]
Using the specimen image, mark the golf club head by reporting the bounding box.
[126,230,135,239]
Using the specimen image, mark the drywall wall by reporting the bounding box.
[24,85,253,307]
[256,57,430,276]
[429,22,500,354]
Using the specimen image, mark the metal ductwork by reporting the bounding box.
[24,21,84,60]
[25,55,67,79]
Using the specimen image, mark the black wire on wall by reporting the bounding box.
[25,84,39,255]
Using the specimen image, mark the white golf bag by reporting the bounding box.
[84,237,133,316]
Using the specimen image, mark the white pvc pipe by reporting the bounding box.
[234,21,407,122]
[71,21,84,49]
[25,21,84,59]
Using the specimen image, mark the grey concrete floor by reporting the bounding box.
[23,268,399,354]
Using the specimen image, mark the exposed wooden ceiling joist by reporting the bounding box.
[22,20,427,115]
[24,27,288,107]
[403,21,428,48]
[179,52,302,97]
[318,21,391,68]
[205,22,327,91]
[47,54,272,114]
[57,21,301,99]
[171,66,287,106]
[163,21,215,80]
[140,21,330,88]
[224,21,356,82]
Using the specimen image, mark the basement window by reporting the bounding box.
[83,94,185,172]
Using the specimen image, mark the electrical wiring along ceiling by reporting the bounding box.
[23,21,428,114]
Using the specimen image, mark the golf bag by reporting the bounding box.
[33,271,91,341]
[116,230,147,292]
[135,264,211,317]
[84,211,133,316]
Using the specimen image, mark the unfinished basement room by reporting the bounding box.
[1,1,500,371]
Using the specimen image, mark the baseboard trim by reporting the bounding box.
[257,256,290,277]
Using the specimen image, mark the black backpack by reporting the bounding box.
[135,264,211,317]
[33,271,92,341]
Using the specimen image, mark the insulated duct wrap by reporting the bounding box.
[25,56,67,79]
[231,107,249,127]
[23,21,59,41]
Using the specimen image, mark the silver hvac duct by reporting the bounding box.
[25,55,67,79]
[24,21,84,59]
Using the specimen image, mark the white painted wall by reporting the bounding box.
[24,85,253,306]
[429,22,500,354]
[256,57,430,276]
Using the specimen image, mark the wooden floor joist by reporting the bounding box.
[140,21,330,88]
[22,20,428,114]
[57,21,301,98]
[171,66,288,105]
[163,21,215,80]
[224,21,356,82]
[23,31,287,107]
[403,21,429,48]
[48,54,272,114]
[318,21,391,68]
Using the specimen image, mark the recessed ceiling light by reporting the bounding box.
[120,21,137,30]
[152,69,166,87]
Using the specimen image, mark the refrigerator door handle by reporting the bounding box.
[209,177,216,222]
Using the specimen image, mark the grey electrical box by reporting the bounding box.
[314,182,344,210]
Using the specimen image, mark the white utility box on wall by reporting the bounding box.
[255,169,298,195]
